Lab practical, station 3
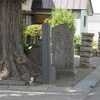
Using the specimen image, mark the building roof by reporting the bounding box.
[42,0,86,9]
[42,0,93,15]
[22,0,93,15]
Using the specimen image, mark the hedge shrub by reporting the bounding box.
[45,8,76,32]
[25,24,42,37]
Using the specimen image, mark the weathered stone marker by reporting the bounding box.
[80,33,94,68]
[42,23,55,84]
[52,24,76,77]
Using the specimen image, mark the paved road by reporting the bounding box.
[0,56,100,100]
[85,80,100,100]
[0,89,88,100]
[0,82,98,100]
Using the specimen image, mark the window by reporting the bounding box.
[35,14,49,24]
[84,16,86,27]
[22,15,32,25]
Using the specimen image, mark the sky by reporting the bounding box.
[91,0,100,13]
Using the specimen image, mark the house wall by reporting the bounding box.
[22,0,33,11]
[75,10,88,35]
[80,10,88,34]
[75,11,81,36]
[88,14,100,40]
[88,21,100,40]
[74,10,88,36]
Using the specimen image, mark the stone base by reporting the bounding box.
[80,57,91,63]
[51,66,56,83]
[79,62,91,68]
[56,69,77,78]
[35,67,56,84]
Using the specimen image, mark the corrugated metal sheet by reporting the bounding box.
[61,0,68,8]
[80,0,87,9]
[67,0,74,9]
[22,0,93,15]
[42,0,88,10]
[74,0,81,9]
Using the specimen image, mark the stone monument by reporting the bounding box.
[52,24,76,77]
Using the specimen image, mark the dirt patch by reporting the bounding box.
[56,55,98,87]
[56,67,94,87]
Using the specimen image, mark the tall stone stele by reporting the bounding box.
[52,24,76,77]
[80,33,94,68]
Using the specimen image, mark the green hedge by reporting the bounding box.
[21,24,42,54]
[45,8,76,32]
[25,24,42,37]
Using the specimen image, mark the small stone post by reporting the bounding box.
[98,32,100,56]
[42,23,51,84]
[80,33,94,68]
[42,23,55,84]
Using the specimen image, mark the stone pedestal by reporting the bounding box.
[52,24,76,77]
[80,33,94,68]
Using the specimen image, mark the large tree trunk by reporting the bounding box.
[0,0,41,80]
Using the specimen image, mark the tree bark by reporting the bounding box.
[0,0,41,79]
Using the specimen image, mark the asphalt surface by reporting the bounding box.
[0,56,100,100]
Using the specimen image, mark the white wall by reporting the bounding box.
[75,10,88,36]
[88,14,100,40]
[22,0,33,11]
[75,19,81,36]
[81,10,88,34]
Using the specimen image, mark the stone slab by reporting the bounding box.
[80,57,91,63]
[0,80,26,85]
[0,85,48,92]
[81,41,92,47]
[98,46,100,50]
[35,75,43,83]
[56,69,77,77]
[82,37,93,42]
[8,78,21,80]
[20,73,32,82]
[27,47,42,67]
[82,33,94,37]
[80,52,91,57]
[80,62,90,68]
[80,46,92,52]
